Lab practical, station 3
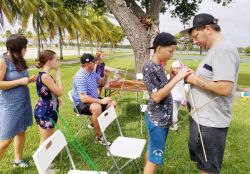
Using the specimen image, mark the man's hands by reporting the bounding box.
[174,67,193,81]
[101,97,112,104]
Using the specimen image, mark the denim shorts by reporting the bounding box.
[145,113,169,166]
[189,117,228,174]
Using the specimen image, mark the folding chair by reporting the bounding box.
[33,130,107,174]
[68,90,93,136]
[97,106,146,174]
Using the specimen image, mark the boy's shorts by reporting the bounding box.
[189,117,228,174]
[145,113,169,166]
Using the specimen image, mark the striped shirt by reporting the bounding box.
[72,68,100,106]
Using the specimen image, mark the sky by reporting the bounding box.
[159,0,250,47]
[1,0,249,48]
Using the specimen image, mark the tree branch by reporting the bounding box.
[124,0,146,20]
[103,0,151,72]
[147,0,162,21]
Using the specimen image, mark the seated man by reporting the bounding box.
[72,53,116,145]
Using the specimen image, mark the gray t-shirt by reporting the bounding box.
[189,39,239,128]
[142,60,173,128]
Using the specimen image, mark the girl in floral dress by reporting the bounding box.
[34,50,63,145]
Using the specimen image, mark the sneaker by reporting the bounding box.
[95,136,111,146]
[169,124,178,132]
[12,160,29,168]
[87,123,94,129]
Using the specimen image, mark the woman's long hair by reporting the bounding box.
[6,34,28,72]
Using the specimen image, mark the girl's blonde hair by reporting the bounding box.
[96,50,104,59]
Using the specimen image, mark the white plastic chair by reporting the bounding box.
[68,90,93,136]
[97,106,146,174]
[33,130,107,174]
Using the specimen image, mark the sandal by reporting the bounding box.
[12,160,29,168]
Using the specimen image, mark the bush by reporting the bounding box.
[244,46,250,54]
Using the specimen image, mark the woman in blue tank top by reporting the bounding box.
[0,34,36,167]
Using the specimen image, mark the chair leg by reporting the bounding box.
[76,117,94,137]
[75,121,86,137]
[109,155,122,174]
[140,114,143,134]
[134,160,142,174]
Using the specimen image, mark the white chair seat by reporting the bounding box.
[68,170,107,174]
[109,136,146,159]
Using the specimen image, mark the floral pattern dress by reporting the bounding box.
[34,72,58,129]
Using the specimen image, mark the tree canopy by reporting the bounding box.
[89,0,233,72]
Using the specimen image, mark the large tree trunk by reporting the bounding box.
[103,0,152,73]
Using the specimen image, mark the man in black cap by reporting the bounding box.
[72,53,116,145]
[142,32,192,174]
[182,13,240,174]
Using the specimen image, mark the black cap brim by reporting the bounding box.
[148,46,155,49]
[180,25,198,34]
[180,22,215,34]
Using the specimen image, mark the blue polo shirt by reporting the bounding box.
[72,68,100,106]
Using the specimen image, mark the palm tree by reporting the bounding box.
[26,31,34,45]
[0,1,20,29]
[18,0,53,57]
[48,1,80,59]
[109,25,125,52]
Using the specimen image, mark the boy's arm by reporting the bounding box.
[151,67,192,103]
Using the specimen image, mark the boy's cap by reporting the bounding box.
[80,53,97,64]
[171,61,184,68]
[148,32,177,49]
[181,13,218,34]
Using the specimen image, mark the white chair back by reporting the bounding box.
[68,90,81,117]
[68,90,74,102]
[97,106,117,133]
[33,130,67,174]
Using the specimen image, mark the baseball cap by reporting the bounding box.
[171,61,184,68]
[80,53,97,64]
[181,13,218,34]
[148,32,177,49]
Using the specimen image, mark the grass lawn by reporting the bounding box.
[1,53,250,174]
